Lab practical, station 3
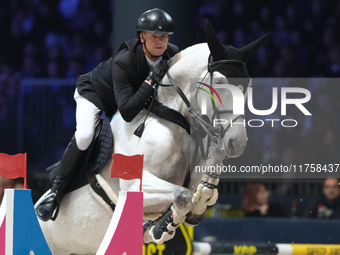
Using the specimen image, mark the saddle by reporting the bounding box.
[48,116,114,203]
[46,106,192,212]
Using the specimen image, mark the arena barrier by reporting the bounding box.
[2,153,339,255]
[0,189,52,255]
[0,153,52,254]
[96,153,144,254]
[96,191,143,255]
[192,241,340,255]
[8,190,143,255]
[0,153,145,255]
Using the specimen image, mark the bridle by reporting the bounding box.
[206,56,247,139]
[158,55,248,161]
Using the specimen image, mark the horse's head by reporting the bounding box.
[204,20,270,158]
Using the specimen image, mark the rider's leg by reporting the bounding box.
[36,89,101,221]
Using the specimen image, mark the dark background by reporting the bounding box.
[0,0,339,217]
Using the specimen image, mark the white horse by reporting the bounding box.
[36,21,269,254]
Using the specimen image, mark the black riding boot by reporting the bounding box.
[36,136,87,221]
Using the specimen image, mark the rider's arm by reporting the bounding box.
[112,54,155,122]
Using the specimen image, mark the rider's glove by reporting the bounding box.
[146,60,169,87]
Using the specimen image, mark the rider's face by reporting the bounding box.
[140,32,169,60]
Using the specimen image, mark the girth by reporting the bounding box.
[86,173,116,211]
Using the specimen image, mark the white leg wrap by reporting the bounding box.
[191,175,219,215]
[205,177,219,206]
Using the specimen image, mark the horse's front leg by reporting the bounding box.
[186,140,226,226]
[120,171,193,244]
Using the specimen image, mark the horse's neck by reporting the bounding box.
[158,43,210,117]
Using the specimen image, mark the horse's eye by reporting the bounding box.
[214,79,224,84]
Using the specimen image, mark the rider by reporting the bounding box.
[36,8,180,221]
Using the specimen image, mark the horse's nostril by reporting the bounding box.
[228,138,234,149]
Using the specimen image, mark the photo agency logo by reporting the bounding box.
[198,78,312,128]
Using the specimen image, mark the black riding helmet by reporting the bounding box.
[136,8,174,37]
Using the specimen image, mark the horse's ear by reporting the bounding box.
[240,32,271,61]
[205,20,226,60]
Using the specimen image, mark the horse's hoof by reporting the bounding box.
[36,193,58,221]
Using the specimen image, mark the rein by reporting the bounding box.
[159,57,247,162]
[165,72,217,142]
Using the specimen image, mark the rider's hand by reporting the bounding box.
[147,60,169,86]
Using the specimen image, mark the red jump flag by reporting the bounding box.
[111,154,144,191]
[0,153,27,189]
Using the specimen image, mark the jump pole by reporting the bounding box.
[192,241,340,255]
[96,153,144,255]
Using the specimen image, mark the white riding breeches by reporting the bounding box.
[74,89,102,151]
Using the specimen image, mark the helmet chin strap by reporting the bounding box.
[142,35,162,60]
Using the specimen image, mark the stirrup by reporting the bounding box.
[36,191,61,221]
[51,203,60,221]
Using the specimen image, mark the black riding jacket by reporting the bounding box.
[76,39,179,121]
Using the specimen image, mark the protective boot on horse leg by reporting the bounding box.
[185,174,219,226]
[36,136,87,221]
[143,186,192,244]
[143,208,182,244]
